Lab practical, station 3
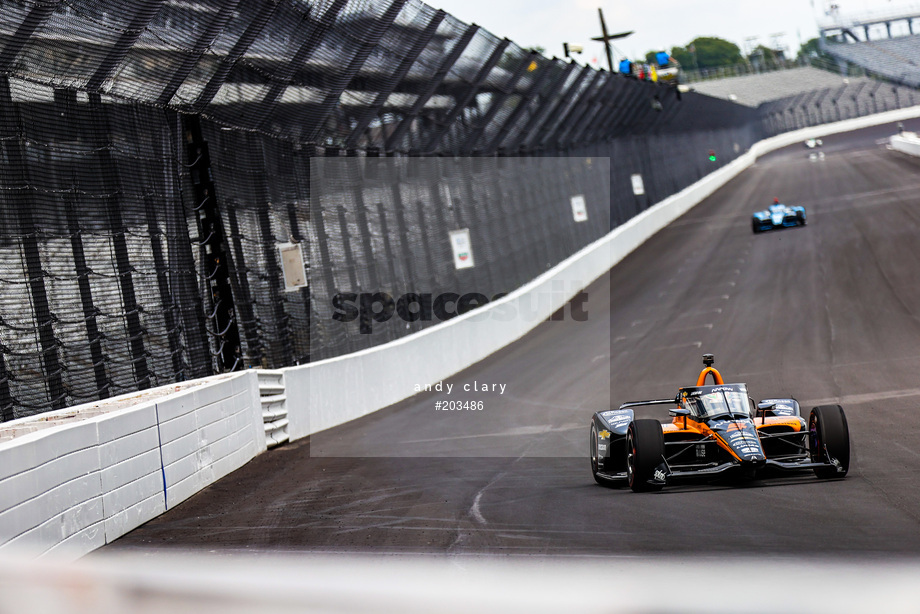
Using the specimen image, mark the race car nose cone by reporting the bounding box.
[739,457,765,479]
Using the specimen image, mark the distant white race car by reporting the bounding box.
[804,138,823,148]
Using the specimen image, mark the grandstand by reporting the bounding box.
[759,77,919,136]
[685,64,919,137]
[688,66,860,106]
[818,3,920,87]
[823,36,920,87]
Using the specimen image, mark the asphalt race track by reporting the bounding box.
[107,120,920,556]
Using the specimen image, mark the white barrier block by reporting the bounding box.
[0,419,100,518]
[104,490,165,544]
[0,372,263,554]
[286,368,310,442]
[159,429,198,467]
[95,402,157,442]
[0,445,97,514]
[157,410,197,445]
[99,448,162,500]
[890,132,920,156]
[1,476,104,547]
[0,418,98,483]
[193,381,232,412]
[98,430,159,486]
[40,517,106,561]
[152,374,261,510]
[101,471,164,536]
[154,389,199,422]
[166,472,202,509]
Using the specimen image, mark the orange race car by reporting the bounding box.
[589,354,850,492]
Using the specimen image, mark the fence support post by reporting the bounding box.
[182,114,243,372]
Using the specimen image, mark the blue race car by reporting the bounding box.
[752,198,806,234]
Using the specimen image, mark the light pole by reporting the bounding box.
[563,42,584,60]
[591,7,632,73]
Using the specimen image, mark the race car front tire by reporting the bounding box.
[627,419,665,492]
[809,405,850,479]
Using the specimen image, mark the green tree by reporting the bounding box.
[670,45,693,68]
[796,37,833,63]
[748,44,784,69]
[672,37,743,70]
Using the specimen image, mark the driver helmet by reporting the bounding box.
[773,197,780,204]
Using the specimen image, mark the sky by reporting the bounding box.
[427,0,920,66]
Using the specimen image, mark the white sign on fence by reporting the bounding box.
[449,229,475,269]
[570,194,588,222]
[278,242,307,291]
[631,173,645,195]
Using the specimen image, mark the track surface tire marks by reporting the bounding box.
[107,121,920,555]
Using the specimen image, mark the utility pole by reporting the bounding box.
[591,7,632,73]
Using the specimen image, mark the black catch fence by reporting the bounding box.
[0,0,819,422]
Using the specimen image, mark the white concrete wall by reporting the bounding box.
[890,131,920,156]
[156,371,265,509]
[286,104,920,441]
[0,371,264,559]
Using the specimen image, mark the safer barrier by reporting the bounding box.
[0,371,263,559]
[889,131,920,156]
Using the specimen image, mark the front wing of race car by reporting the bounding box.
[660,457,842,481]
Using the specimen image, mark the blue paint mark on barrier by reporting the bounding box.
[153,402,168,510]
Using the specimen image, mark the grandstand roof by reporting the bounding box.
[687,67,862,107]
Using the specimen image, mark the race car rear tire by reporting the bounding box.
[752,221,761,234]
[627,419,665,492]
[590,422,605,485]
[809,405,849,479]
